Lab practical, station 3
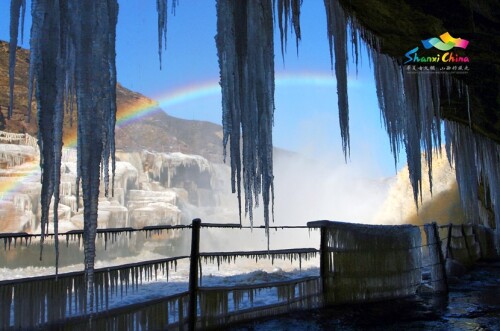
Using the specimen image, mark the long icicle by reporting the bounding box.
[73,0,119,312]
[324,0,350,159]
[8,0,26,118]
[276,0,302,59]
[216,0,275,233]
[9,0,119,312]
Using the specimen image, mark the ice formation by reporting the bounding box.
[327,1,499,233]
[200,248,318,272]
[142,151,212,188]
[423,224,447,292]
[445,121,500,240]
[6,2,500,321]
[311,221,422,303]
[324,0,350,158]
[0,256,182,328]
[275,0,302,58]
[216,0,275,231]
[156,0,178,69]
[9,0,119,311]
[8,0,26,118]
[198,277,321,329]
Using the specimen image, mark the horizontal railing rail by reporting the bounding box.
[0,219,497,330]
[0,223,312,242]
[0,256,188,286]
[198,275,320,292]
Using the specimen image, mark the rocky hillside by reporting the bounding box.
[0,40,224,163]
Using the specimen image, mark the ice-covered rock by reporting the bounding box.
[129,202,181,228]
[97,201,128,228]
[142,151,212,187]
[1,141,230,233]
[0,144,37,168]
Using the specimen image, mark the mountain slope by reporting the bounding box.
[0,40,224,163]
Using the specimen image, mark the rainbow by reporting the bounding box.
[1,71,354,197]
[0,162,40,201]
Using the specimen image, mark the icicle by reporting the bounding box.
[276,0,302,59]
[445,120,500,235]
[216,0,275,234]
[9,0,118,306]
[8,0,26,118]
[324,0,350,158]
[156,0,168,70]
[156,0,178,69]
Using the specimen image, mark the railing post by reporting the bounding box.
[445,224,453,259]
[319,226,329,305]
[432,222,448,294]
[461,224,472,261]
[188,218,201,331]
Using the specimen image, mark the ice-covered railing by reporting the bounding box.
[0,256,186,329]
[309,220,423,304]
[200,248,318,272]
[197,277,321,329]
[0,219,498,329]
[0,130,39,151]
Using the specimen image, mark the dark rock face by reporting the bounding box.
[338,0,500,143]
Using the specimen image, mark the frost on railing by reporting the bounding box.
[66,292,189,331]
[0,130,39,151]
[423,223,447,293]
[200,248,318,271]
[310,221,422,304]
[197,277,321,329]
[0,256,185,329]
[0,226,188,253]
[1,219,498,329]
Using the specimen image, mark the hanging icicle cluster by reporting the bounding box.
[275,0,302,58]
[324,1,496,228]
[201,248,318,271]
[445,121,500,240]
[215,0,275,231]
[156,0,178,69]
[9,0,119,312]
[371,52,447,206]
[8,0,26,118]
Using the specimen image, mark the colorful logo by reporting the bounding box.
[404,32,470,65]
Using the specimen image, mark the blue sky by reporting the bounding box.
[0,0,404,177]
